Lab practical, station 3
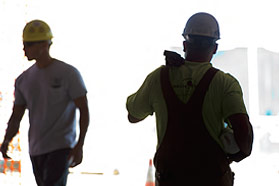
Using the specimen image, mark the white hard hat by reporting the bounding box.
[182,12,220,40]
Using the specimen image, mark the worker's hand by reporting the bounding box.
[164,50,185,67]
[0,140,11,159]
[68,143,83,168]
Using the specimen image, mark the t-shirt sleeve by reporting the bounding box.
[126,73,155,120]
[222,74,247,119]
[14,75,27,106]
[67,67,87,100]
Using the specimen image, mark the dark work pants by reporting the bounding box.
[30,148,71,186]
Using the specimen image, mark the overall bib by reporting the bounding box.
[154,66,233,186]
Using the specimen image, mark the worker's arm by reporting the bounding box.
[126,73,156,124]
[227,113,253,162]
[0,104,26,159]
[127,51,181,123]
[69,95,89,167]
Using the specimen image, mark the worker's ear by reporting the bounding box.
[213,43,218,54]
[183,41,187,52]
[38,41,49,48]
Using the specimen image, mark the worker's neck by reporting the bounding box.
[36,55,54,68]
[186,56,211,63]
[185,53,212,63]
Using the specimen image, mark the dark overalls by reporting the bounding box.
[154,66,233,186]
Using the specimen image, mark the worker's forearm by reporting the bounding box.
[228,113,253,156]
[228,125,253,162]
[77,109,89,146]
[3,105,25,143]
[4,117,21,142]
[234,121,253,156]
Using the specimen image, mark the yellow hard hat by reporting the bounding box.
[23,20,53,42]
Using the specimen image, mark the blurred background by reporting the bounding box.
[1,0,279,185]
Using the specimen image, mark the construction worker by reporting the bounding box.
[0,20,89,186]
[126,12,253,186]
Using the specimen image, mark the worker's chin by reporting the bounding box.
[25,56,35,61]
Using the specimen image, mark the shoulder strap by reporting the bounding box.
[160,66,219,108]
[188,67,219,107]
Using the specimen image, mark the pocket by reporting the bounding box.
[48,87,66,104]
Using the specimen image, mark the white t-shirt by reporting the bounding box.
[14,59,87,156]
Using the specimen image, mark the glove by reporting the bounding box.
[164,50,185,67]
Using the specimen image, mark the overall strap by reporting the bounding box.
[188,67,219,110]
[160,66,219,110]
